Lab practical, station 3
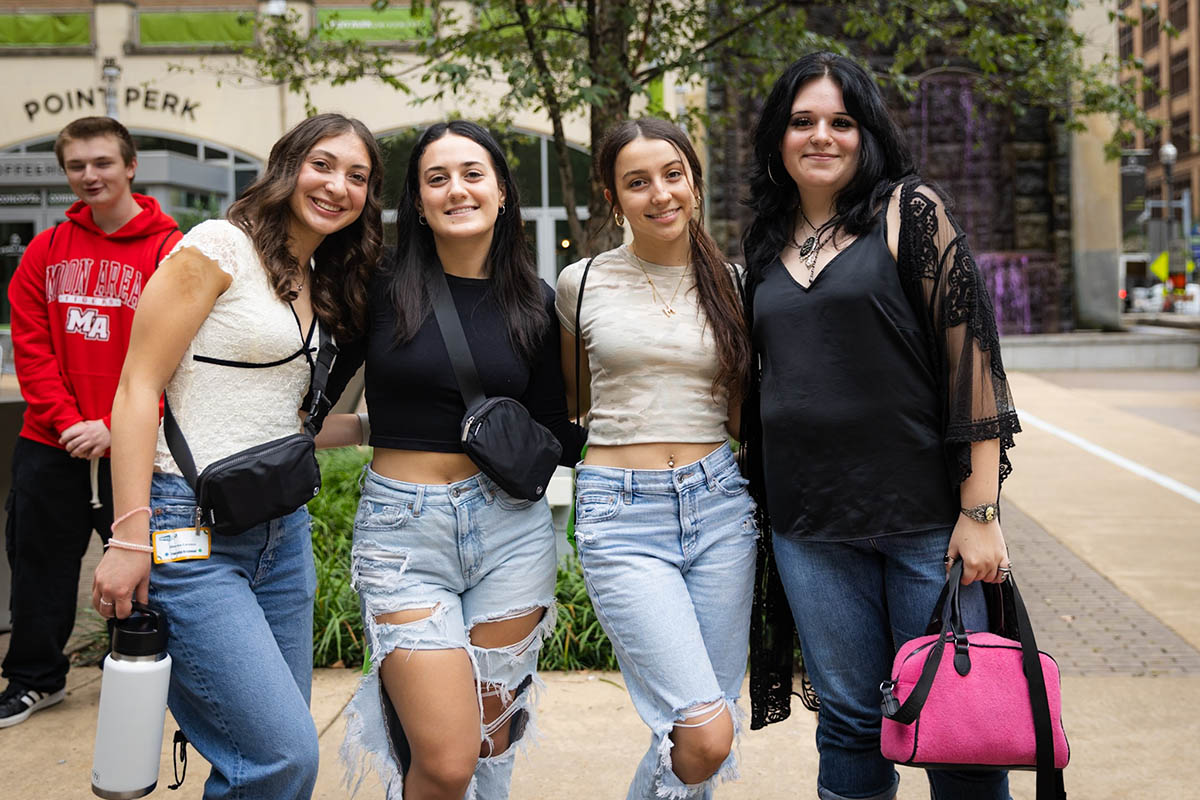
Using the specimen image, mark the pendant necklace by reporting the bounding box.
[791,210,840,283]
[632,250,688,318]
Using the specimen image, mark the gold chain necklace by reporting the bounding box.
[631,250,688,318]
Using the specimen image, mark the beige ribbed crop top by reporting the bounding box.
[555,245,732,446]
[154,220,318,476]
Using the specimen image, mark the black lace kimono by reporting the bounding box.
[741,177,1021,728]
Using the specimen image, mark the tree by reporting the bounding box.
[220,0,1154,250]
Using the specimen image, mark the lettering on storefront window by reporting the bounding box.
[23,86,200,122]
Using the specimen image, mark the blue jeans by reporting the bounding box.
[574,444,758,800]
[772,528,1009,800]
[342,467,558,800]
[147,472,319,800]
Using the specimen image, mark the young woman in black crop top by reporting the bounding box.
[740,53,1021,800]
[320,121,584,800]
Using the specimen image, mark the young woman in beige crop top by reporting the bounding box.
[554,118,756,799]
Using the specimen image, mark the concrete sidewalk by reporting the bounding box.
[3,368,1199,798]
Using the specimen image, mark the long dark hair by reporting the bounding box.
[387,120,547,361]
[227,113,383,340]
[597,118,749,401]
[742,52,915,274]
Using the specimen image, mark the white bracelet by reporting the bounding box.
[105,538,154,554]
[357,412,371,446]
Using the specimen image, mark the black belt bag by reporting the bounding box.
[432,269,561,502]
[163,321,336,536]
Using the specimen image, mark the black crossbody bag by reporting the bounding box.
[430,269,561,501]
[163,316,337,536]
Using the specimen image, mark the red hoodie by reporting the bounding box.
[8,194,181,451]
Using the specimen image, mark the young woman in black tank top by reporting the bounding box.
[741,53,1021,800]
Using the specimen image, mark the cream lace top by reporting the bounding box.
[154,220,318,476]
[555,245,732,446]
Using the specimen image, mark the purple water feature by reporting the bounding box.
[976,252,1060,335]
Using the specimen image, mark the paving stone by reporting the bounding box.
[1005,503,1200,676]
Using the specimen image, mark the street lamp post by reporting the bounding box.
[101,57,121,119]
[1160,140,1178,309]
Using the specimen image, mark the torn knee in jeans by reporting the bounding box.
[648,697,745,800]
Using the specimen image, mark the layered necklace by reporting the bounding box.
[631,249,689,318]
[791,209,841,284]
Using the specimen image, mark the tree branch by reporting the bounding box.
[634,1,790,84]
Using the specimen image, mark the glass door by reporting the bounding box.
[0,221,36,326]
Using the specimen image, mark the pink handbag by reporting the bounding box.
[880,561,1069,800]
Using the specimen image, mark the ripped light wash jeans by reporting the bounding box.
[341,467,557,800]
[574,444,758,800]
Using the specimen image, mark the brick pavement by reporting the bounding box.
[1005,502,1200,676]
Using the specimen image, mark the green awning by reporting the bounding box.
[0,13,90,47]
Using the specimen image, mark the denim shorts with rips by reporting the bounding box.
[340,466,558,800]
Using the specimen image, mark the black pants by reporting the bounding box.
[3,437,113,693]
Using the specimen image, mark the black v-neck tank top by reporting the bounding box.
[752,216,957,540]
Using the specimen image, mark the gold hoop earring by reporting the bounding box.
[613,210,625,227]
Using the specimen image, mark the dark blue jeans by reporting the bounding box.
[772,528,1009,800]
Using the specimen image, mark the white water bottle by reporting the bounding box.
[91,602,172,799]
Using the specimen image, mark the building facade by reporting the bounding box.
[0,0,606,303]
[1120,0,1200,238]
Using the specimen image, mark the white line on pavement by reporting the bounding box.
[1019,409,1200,506]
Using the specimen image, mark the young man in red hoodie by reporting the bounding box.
[1,117,181,727]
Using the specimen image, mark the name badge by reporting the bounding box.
[152,527,211,564]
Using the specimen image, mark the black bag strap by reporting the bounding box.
[887,560,967,725]
[573,256,596,426]
[163,323,335,488]
[1010,571,1067,799]
[430,268,487,408]
[155,228,180,264]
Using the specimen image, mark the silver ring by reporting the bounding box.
[99,598,114,607]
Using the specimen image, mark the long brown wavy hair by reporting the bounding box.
[227,113,384,340]
[597,118,750,401]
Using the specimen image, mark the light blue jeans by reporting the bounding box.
[772,528,1010,800]
[146,472,319,800]
[341,467,558,800]
[574,444,758,800]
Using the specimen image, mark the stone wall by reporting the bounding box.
[707,74,1073,333]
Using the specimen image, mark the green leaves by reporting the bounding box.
[307,448,617,671]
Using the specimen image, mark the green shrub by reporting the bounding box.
[538,556,617,671]
[308,449,617,671]
[310,448,370,668]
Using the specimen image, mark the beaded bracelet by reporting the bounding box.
[111,505,151,534]
[105,538,155,554]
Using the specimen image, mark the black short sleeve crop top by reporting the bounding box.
[325,270,585,465]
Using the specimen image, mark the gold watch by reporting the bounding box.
[960,502,998,523]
